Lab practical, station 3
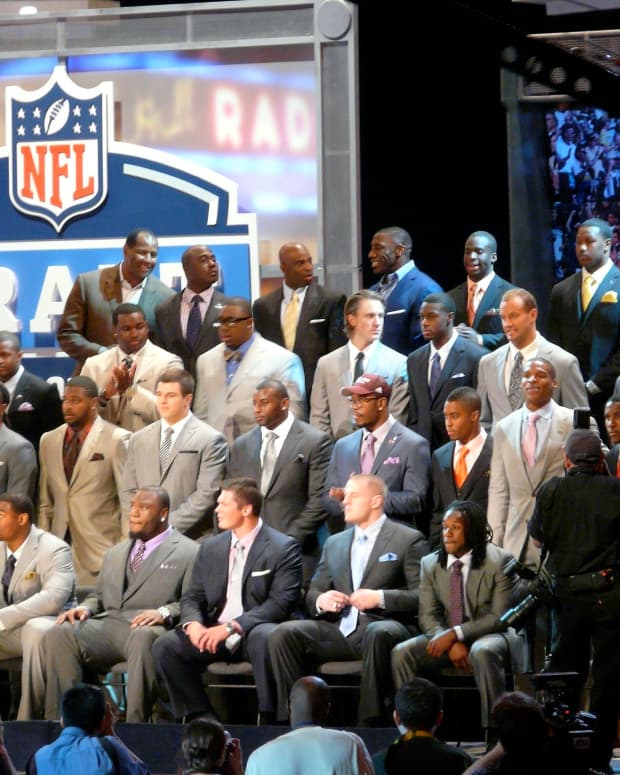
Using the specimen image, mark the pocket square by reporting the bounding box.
[386,308,406,316]
[379,552,398,562]
[251,569,271,577]
[309,318,326,324]
[451,373,466,379]
[23,571,38,581]
[89,453,105,461]
[601,291,618,303]
[16,401,34,412]
[383,456,400,465]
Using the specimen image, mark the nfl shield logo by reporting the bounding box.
[6,64,112,233]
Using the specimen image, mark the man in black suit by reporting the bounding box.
[152,477,303,723]
[227,378,332,585]
[0,331,63,454]
[407,293,486,452]
[268,473,429,726]
[252,242,346,402]
[429,386,492,550]
[548,217,620,440]
[447,230,516,352]
[153,244,225,379]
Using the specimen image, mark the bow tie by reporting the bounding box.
[224,349,242,362]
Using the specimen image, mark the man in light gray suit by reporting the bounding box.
[41,486,199,723]
[0,493,75,721]
[0,382,37,500]
[121,367,228,540]
[477,288,588,432]
[193,297,307,444]
[310,290,409,441]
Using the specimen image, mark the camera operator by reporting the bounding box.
[528,427,620,775]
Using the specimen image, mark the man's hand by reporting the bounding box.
[185,621,229,653]
[317,590,350,614]
[426,628,458,658]
[328,486,345,503]
[447,641,470,671]
[130,609,165,628]
[349,589,381,611]
[112,360,137,395]
[455,323,481,344]
[56,606,91,624]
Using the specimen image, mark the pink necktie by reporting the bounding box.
[522,413,539,467]
[360,433,376,474]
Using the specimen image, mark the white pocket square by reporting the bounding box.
[251,569,271,577]
[386,309,406,316]
[451,373,466,379]
[309,318,326,324]
[379,552,398,562]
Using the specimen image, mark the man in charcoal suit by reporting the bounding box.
[268,473,429,726]
[227,379,332,585]
[252,242,346,404]
[41,486,198,723]
[0,383,37,501]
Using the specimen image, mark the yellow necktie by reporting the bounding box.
[283,292,299,350]
[454,446,469,488]
[582,274,595,311]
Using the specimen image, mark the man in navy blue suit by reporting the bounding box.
[368,226,442,356]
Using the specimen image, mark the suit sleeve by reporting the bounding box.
[56,274,103,363]
[547,285,563,349]
[383,435,431,523]
[309,357,334,438]
[389,359,410,427]
[119,435,139,519]
[112,431,131,538]
[429,452,448,551]
[418,558,449,637]
[276,354,307,421]
[7,439,37,501]
[557,354,589,409]
[323,444,347,520]
[406,357,418,428]
[487,425,510,547]
[40,382,65,434]
[289,433,332,544]
[191,355,209,423]
[0,539,75,631]
[476,355,493,432]
[460,552,516,643]
[326,294,347,352]
[37,434,54,532]
[382,528,429,615]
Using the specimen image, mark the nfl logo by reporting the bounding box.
[6,64,112,233]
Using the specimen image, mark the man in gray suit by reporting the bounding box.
[310,289,409,441]
[41,486,199,723]
[121,367,228,540]
[0,383,37,500]
[193,297,307,443]
[268,474,429,726]
[391,500,528,741]
[57,227,175,373]
[477,288,588,432]
[227,378,332,585]
[0,493,75,721]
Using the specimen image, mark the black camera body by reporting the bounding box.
[499,558,554,631]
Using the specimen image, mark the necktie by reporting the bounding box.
[582,274,595,312]
[378,273,397,299]
[449,559,465,627]
[223,348,242,362]
[63,430,81,483]
[339,533,369,637]
[354,351,364,382]
[260,431,278,492]
[360,433,376,474]
[130,540,146,574]
[467,283,478,326]
[429,352,441,396]
[522,412,539,467]
[226,540,245,620]
[507,351,524,411]
[2,555,16,603]
[282,291,299,350]
[454,445,469,488]
[160,427,174,473]
[186,294,202,349]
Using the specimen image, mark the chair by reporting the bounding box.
[0,657,22,720]
[99,660,129,720]
[203,661,260,724]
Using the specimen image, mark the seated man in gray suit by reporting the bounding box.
[0,382,37,500]
[324,374,430,534]
[268,473,429,727]
[227,378,332,585]
[0,492,75,721]
[310,289,409,440]
[41,486,199,723]
[121,367,228,540]
[391,500,528,744]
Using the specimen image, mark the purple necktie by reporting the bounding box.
[449,560,465,627]
[360,433,376,474]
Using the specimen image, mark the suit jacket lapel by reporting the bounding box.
[433,341,463,401]
[581,269,619,326]
[101,265,122,306]
[70,417,104,487]
[372,426,400,473]
[473,276,498,327]
[162,417,196,478]
[196,290,224,352]
[268,422,302,492]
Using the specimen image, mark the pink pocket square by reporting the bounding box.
[383,456,400,465]
[16,402,34,412]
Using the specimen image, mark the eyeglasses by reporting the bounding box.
[213,317,252,328]
[348,395,379,407]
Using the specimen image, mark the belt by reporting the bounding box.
[554,567,618,595]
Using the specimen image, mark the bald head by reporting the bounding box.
[289,676,330,726]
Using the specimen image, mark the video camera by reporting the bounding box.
[499,557,554,631]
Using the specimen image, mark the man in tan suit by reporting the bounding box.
[38,376,130,587]
[81,302,182,432]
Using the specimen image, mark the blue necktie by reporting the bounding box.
[429,352,441,395]
[339,534,368,637]
[186,295,202,349]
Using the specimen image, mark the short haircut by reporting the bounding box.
[344,289,384,334]
[445,385,481,412]
[220,296,252,317]
[0,383,9,405]
[606,393,620,405]
[221,477,263,516]
[501,287,537,311]
[61,683,106,734]
[467,230,497,253]
[492,691,549,757]
[421,292,456,315]
[375,225,412,255]
[394,677,443,731]
[0,493,34,523]
[439,499,489,569]
[254,378,289,399]
[348,473,388,501]
[0,332,20,351]
[181,717,227,773]
[524,355,556,380]
[580,217,613,240]
[137,485,170,512]
[112,302,146,325]
[156,367,194,396]
[125,227,156,247]
[65,375,98,398]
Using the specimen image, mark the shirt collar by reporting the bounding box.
[364,414,395,448]
[583,260,612,285]
[455,428,487,456]
[355,514,386,542]
[447,549,472,570]
[467,271,495,293]
[119,265,145,291]
[161,410,192,436]
[430,330,458,359]
[283,283,309,304]
[183,285,214,305]
[261,411,295,442]
[2,364,23,396]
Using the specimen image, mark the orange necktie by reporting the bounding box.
[467,284,478,326]
[454,446,469,488]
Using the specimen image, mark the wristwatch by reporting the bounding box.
[158,606,173,629]
[225,621,236,635]
[98,389,110,406]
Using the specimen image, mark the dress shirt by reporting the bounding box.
[520,401,553,460]
[361,414,396,454]
[218,518,264,626]
[379,260,416,304]
[180,285,214,337]
[454,429,487,478]
[160,411,193,453]
[581,259,613,304]
[447,549,472,640]
[120,266,145,305]
[503,335,539,393]
[352,514,387,608]
[225,332,255,384]
[280,283,308,328]
[2,364,24,398]
[427,330,459,382]
[346,340,378,381]
[260,411,295,462]
[129,525,173,567]
[467,271,495,317]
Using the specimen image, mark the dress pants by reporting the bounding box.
[391,632,512,728]
[152,622,278,719]
[42,614,165,722]
[268,617,413,723]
